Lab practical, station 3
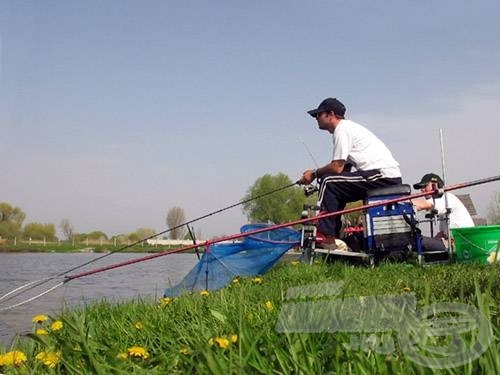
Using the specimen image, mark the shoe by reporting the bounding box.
[319,235,338,250]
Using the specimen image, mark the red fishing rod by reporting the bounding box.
[0,181,299,310]
[2,174,498,311]
[53,181,300,278]
[64,174,500,281]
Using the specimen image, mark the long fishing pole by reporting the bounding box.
[60,181,299,277]
[299,137,320,168]
[0,180,299,306]
[2,174,498,311]
[61,174,500,279]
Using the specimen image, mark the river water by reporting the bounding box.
[0,252,197,346]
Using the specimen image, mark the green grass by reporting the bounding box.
[0,242,192,253]
[1,262,499,374]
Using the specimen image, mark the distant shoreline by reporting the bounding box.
[0,245,200,254]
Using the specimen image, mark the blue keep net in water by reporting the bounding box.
[164,224,300,297]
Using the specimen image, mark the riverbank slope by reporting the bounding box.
[1,262,498,373]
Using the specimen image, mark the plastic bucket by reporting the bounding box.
[451,225,500,264]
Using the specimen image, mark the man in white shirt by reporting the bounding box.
[299,97,402,249]
[412,173,474,251]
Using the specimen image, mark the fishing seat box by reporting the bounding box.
[364,184,421,257]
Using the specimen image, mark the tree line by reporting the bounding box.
[0,173,310,244]
[0,202,158,243]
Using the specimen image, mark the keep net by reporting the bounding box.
[164,224,300,296]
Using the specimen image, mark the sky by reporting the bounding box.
[1,0,499,239]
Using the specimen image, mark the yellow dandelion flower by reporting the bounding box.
[158,297,173,307]
[264,300,274,311]
[1,350,27,367]
[127,346,149,359]
[35,352,45,359]
[214,337,230,349]
[232,278,240,284]
[252,277,263,284]
[32,314,48,323]
[179,347,191,355]
[36,328,49,335]
[35,351,61,369]
[134,322,144,330]
[50,320,63,331]
[116,352,128,360]
[230,334,238,343]
[291,260,300,266]
[403,287,411,292]
[199,290,210,297]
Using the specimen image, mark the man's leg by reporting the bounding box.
[318,171,402,237]
[317,171,372,237]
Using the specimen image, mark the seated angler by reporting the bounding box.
[299,97,402,249]
[411,173,474,251]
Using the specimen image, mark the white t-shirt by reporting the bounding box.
[332,119,401,178]
[427,192,475,233]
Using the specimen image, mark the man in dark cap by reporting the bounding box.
[299,97,402,249]
[412,173,474,246]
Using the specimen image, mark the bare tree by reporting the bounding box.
[487,191,500,224]
[166,206,186,239]
[60,219,74,241]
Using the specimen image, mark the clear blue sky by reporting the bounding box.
[1,1,499,238]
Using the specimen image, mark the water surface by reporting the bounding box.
[0,252,197,346]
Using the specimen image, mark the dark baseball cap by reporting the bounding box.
[413,173,444,189]
[307,97,346,118]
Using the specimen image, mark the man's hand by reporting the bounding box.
[299,169,316,185]
[412,199,433,211]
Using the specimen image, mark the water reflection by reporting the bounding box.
[0,252,197,346]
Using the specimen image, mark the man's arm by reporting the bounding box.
[317,160,345,176]
[299,160,345,184]
[411,199,434,211]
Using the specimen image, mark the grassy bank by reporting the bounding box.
[0,243,193,253]
[1,262,498,373]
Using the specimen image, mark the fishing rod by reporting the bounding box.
[62,174,500,279]
[299,137,320,168]
[0,180,299,307]
[60,180,299,276]
[299,137,321,197]
[1,174,498,311]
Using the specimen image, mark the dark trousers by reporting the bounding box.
[317,170,402,237]
[421,237,447,252]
